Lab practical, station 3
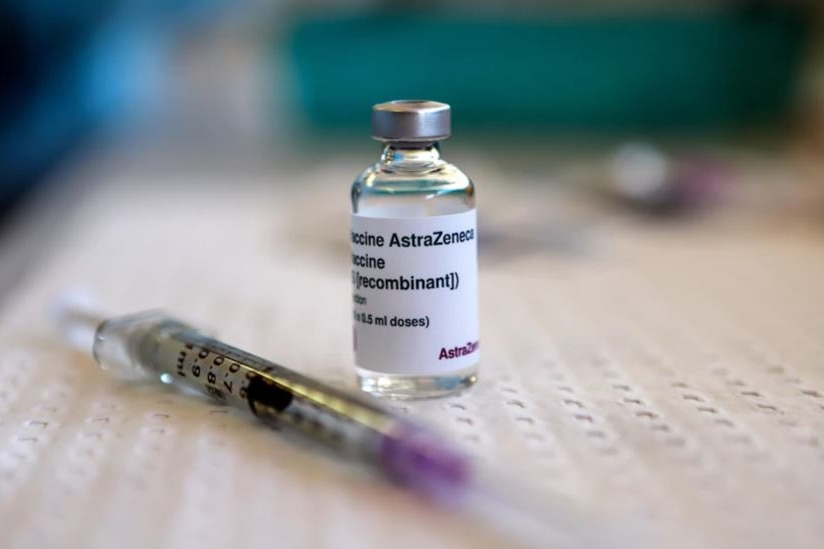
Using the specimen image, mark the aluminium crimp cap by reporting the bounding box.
[371,100,451,142]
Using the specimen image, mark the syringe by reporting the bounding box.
[57,307,468,503]
[55,303,610,547]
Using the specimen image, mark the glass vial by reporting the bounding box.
[351,100,479,399]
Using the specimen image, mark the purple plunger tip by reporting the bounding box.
[380,424,471,505]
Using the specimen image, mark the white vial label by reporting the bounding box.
[351,209,479,375]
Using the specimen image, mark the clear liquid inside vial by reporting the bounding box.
[352,143,478,399]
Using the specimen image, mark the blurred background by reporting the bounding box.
[1,0,824,294]
[3,3,824,546]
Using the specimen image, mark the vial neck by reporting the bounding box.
[380,143,443,172]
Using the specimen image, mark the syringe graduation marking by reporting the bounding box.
[156,330,398,455]
[167,335,315,421]
[170,338,255,406]
[179,341,354,445]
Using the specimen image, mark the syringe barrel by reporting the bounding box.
[91,311,472,503]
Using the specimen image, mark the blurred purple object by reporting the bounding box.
[380,424,470,505]
[610,142,732,215]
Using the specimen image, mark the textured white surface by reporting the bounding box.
[0,164,823,548]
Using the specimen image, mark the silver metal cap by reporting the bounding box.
[371,100,451,142]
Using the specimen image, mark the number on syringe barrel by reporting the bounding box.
[181,343,253,402]
[223,362,240,393]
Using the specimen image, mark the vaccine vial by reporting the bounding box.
[351,100,479,399]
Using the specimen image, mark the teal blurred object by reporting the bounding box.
[285,7,809,133]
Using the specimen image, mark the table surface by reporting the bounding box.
[1,143,823,548]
